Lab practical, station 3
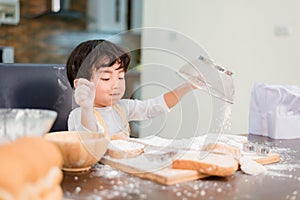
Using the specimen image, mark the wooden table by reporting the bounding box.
[62,135,300,200]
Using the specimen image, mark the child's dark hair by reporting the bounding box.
[66,39,131,88]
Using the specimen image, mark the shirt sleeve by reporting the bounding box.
[119,94,171,121]
[67,107,104,133]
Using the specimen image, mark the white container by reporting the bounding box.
[249,111,268,137]
[249,83,300,139]
[267,111,300,139]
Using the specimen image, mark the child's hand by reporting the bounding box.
[74,78,95,109]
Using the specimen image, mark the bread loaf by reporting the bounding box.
[0,137,63,200]
[172,152,239,177]
[110,132,130,140]
[202,142,241,159]
[107,140,144,159]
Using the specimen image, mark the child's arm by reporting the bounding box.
[163,83,197,108]
[74,78,99,132]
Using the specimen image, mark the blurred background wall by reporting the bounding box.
[140,0,300,137]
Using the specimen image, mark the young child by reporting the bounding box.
[66,39,196,139]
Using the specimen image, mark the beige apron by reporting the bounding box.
[94,104,130,140]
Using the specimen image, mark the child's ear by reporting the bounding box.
[74,79,78,88]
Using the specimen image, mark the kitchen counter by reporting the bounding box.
[62,135,300,200]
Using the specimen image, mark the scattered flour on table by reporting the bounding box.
[262,145,300,200]
[63,141,299,200]
[264,146,300,179]
[64,163,239,200]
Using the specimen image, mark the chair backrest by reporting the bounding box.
[0,63,74,131]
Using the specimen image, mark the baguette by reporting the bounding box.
[0,137,63,200]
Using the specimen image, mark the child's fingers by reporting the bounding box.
[75,85,90,96]
[75,78,95,90]
[74,78,95,108]
[74,85,94,107]
[75,84,94,99]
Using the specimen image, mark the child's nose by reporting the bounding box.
[112,76,121,88]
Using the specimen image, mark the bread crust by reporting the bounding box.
[107,140,144,159]
[202,143,241,159]
[172,152,239,177]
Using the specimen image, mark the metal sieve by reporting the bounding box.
[177,55,234,104]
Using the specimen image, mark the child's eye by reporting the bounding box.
[119,77,124,80]
[101,78,110,81]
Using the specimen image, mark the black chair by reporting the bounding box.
[0,63,74,131]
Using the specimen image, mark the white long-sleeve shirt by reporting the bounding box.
[68,95,170,136]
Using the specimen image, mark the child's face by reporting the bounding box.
[91,62,126,107]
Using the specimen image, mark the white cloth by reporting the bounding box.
[68,94,170,136]
[249,82,300,139]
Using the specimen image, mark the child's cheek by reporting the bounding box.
[120,80,126,89]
